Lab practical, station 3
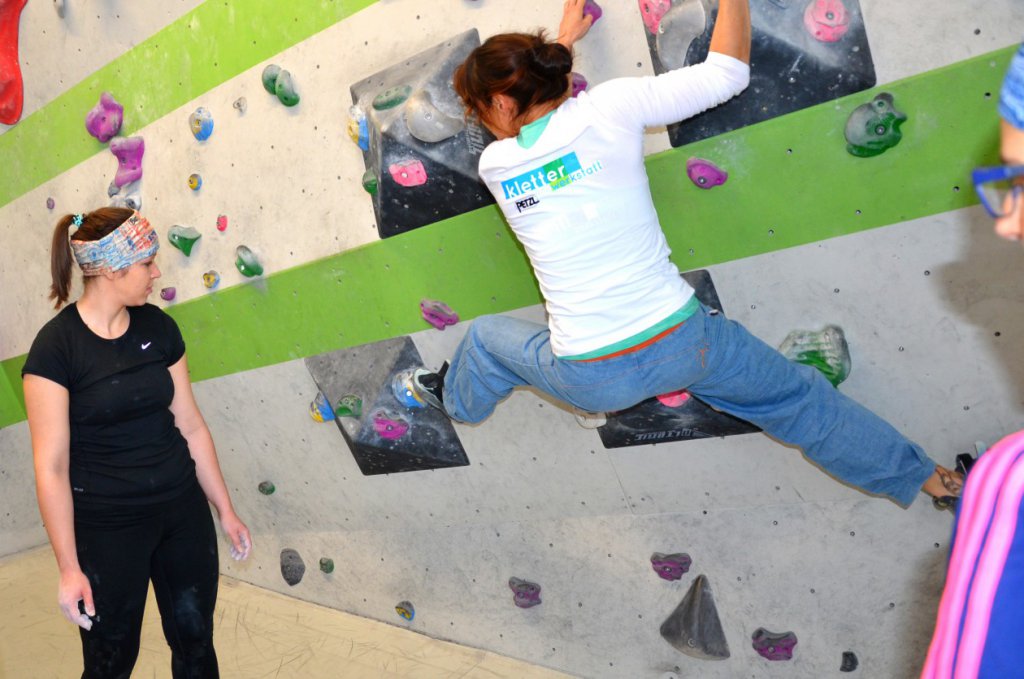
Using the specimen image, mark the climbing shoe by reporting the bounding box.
[411,361,448,412]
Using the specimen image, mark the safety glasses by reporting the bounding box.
[972,164,1024,218]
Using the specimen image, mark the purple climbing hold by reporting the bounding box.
[159,287,176,301]
[46,197,54,210]
[85,92,124,143]
[686,158,727,190]
[372,409,409,440]
[651,552,692,581]
[583,0,603,24]
[571,72,588,98]
[751,628,798,661]
[110,136,144,188]
[420,299,458,330]
[509,577,542,608]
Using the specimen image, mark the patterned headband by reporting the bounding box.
[999,43,1024,131]
[70,211,159,276]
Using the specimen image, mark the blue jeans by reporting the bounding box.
[443,305,936,506]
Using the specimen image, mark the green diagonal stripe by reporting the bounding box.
[650,49,1007,262]
[0,47,1013,429]
[0,0,377,209]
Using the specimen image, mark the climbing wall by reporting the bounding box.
[3,1,1024,677]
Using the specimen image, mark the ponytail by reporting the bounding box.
[48,215,77,309]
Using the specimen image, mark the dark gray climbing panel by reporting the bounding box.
[350,29,496,239]
[305,336,469,475]
[641,0,876,147]
[597,269,759,448]
[660,573,731,660]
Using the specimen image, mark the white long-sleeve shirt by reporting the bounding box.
[477,52,750,357]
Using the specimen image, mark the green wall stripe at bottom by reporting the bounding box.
[0,46,1013,429]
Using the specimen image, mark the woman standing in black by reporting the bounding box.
[22,207,251,678]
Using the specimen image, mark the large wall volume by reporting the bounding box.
[3,1,1024,677]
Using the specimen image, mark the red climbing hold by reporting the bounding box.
[0,0,28,125]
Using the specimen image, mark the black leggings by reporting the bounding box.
[74,481,219,679]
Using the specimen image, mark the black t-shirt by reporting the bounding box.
[22,303,197,508]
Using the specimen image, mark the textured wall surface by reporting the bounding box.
[3,1,1024,677]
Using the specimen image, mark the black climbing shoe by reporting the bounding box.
[412,361,448,412]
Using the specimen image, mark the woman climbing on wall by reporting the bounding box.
[409,0,964,510]
[22,207,251,678]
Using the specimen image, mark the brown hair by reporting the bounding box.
[49,207,134,309]
[453,30,573,128]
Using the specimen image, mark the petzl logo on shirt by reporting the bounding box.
[500,152,603,200]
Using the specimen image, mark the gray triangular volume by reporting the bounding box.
[659,574,730,660]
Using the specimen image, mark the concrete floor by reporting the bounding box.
[0,547,573,679]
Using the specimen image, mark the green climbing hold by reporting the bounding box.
[372,85,412,111]
[261,64,282,95]
[335,394,363,419]
[361,169,378,195]
[258,481,275,495]
[319,557,335,574]
[275,70,300,107]
[168,225,201,256]
[844,93,907,158]
[235,245,264,277]
[779,325,851,387]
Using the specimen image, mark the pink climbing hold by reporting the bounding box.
[656,389,692,408]
[421,299,458,330]
[85,92,124,143]
[638,0,671,35]
[389,159,428,187]
[372,410,409,440]
[0,0,28,125]
[803,0,850,43]
[570,73,588,98]
[686,158,728,190]
[110,137,145,188]
[216,214,228,232]
[583,0,603,24]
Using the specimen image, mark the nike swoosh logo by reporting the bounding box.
[141,342,152,350]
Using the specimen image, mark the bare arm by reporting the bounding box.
[168,354,251,560]
[24,374,94,630]
[557,0,594,49]
[710,0,752,64]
